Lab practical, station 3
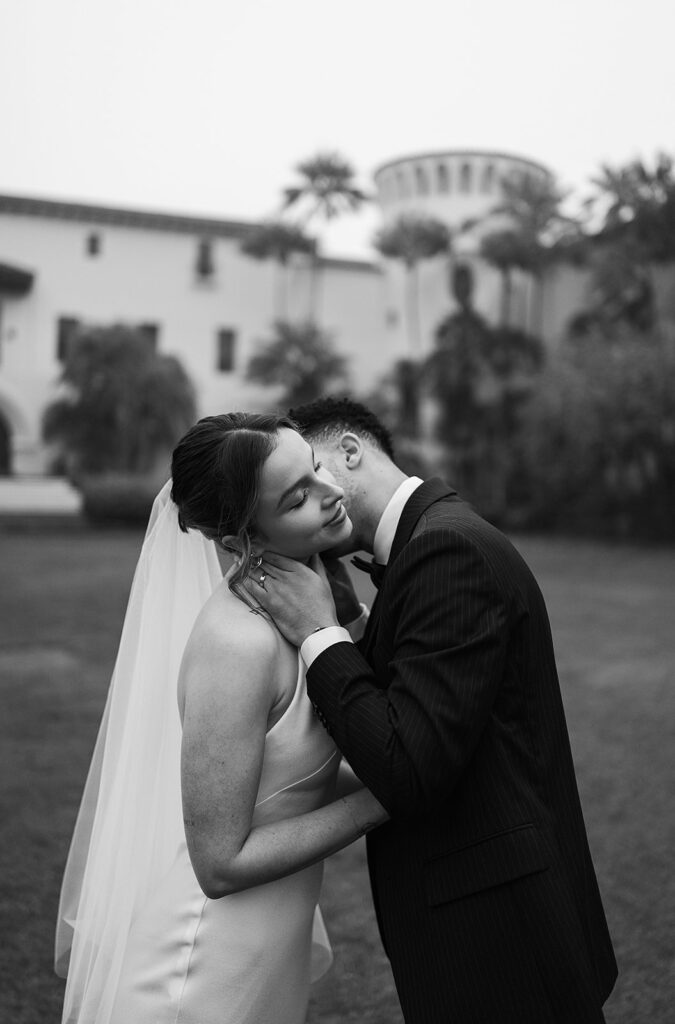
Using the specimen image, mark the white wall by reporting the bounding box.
[0,211,387,473]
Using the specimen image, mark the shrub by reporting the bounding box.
[79,474,162,527]
[511,326,675,540]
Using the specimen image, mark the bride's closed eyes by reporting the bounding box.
[288,462,324,510]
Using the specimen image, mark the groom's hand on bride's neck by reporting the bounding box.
[241,552,340,647]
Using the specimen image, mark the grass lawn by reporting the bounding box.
[0,525,673,1023]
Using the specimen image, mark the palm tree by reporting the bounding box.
[42,324,196,477]
[373,214,451,355]
[240,221,316,320]
[585,154,675,330]
[479,230,528,330]
[246,320,350,408]
[480,172,580,332]
[590,154,675,255]
[282,152,370,319]
[283,152,369,223]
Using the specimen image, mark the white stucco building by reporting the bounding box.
[0,150,599,478]
[0,194,389,475]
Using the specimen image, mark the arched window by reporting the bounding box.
[396,169,410,199]
[415,166,429,196]
[459,162,472,193]
[437,163,450,193]
[482,163,495,193]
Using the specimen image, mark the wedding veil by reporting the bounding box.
[55,480,223,1024]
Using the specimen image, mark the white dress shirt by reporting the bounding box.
[300,477,423,668]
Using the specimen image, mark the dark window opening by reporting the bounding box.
[482,164,495,192]
[415,166,429,196]
[0,411,11,476]
[396,170,410,199]
[460,162,472,193]
[196,238,215,279]
[437,164,450,193]
[56,316,80,363]
[216,328,236,372]
[86,233,101,256]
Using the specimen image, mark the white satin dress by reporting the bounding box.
[109,657,339,1024]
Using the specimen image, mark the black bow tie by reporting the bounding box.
[351,555,387,589]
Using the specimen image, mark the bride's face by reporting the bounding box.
[252,427,353,560]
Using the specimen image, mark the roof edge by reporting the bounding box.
[373,150,552,180]
[0,192,259,238]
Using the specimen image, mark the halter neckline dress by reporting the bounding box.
[109,655,339,1024]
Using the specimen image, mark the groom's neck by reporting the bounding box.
[356,461,408,553]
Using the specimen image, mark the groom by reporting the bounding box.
[248,397,617,1023]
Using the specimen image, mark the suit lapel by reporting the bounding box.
[360,478,457,660]
[388,478,457,567]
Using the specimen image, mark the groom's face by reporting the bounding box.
[302,437,363,556]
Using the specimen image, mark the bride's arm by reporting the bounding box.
[180,615,388,900]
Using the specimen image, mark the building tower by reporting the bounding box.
[373,149,553,355]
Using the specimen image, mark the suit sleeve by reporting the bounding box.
[306,529,510,820]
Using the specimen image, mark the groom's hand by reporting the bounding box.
[242,553,339,647]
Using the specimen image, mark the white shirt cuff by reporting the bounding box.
[300,626,354,669]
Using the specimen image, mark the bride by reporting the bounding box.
[55,412,388,1024]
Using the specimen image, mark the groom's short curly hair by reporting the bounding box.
[289,396,395,461]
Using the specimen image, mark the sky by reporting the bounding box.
[1,0,673,257]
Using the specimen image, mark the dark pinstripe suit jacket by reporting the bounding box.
[307,479,617,1024]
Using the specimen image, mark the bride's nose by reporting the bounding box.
[321,478,344,504]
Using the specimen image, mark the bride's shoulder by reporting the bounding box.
[178,581,287,716]
[183,580,281,672]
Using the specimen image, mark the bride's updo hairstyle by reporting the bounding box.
[171,412,297,595]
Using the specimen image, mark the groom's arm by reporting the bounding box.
[305,529,511,821]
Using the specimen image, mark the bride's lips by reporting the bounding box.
[325,504,347,528]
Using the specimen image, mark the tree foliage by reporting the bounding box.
[42,325,196,477]
[281,150,369,321]
[240,221,316,319]
[373,214,451,354]
[241,221,315,263]
[573,154,675,336]
[428,309,544,519]
[283,152,369,223]
[246,320,350,408]
[590,153,675,262]
[513,326,675,539]
[374,214,451,267]
[479,171,583,330]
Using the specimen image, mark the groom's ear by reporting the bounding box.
[338,432,363,470]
